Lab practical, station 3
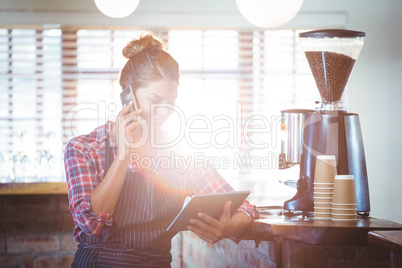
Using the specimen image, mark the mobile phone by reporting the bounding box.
[120,85,141,121]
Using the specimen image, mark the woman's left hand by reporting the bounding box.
[187,201,233,244]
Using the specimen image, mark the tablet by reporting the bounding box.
[166,190,250,233]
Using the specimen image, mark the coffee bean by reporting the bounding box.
[305,51,356,102]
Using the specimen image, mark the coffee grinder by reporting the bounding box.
[279,29,370,216]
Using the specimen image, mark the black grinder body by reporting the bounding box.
[284,110,370,214]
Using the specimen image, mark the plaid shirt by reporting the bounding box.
[64,121,259,242]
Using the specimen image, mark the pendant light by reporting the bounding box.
[235,0,304,28]
[94,0,140,18]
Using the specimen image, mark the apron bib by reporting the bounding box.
[72,140,185,267]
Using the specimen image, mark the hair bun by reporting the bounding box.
[122,32,164,59]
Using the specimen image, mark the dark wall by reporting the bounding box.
[0,194,77,267]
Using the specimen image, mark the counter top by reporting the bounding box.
[368,230,402,253]
[2,183,402,248]
[368,231,402,268]
[243,210,402,246]
[0,182,68,195]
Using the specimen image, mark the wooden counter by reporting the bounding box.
[2,182,402,248]
[368,230,402,268]
[243,210,402,246]
[0,182,68,195]
[369,231,402,253]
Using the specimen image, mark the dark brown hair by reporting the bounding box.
[119,32,180,91]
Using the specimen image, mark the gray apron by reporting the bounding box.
[71,140,186,267]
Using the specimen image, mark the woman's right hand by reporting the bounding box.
[91,101,145,216]
[114,101,147,161]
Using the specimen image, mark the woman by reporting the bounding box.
[64,32,259,267]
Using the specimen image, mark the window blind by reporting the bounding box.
[62,29,168,141]
[0,26,317,185]
[0,28,62,182]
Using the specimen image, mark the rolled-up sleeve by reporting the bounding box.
[235,199,259,220]
[64,139,113,240]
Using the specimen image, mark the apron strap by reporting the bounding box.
[103,139,115,178]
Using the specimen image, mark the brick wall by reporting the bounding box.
[0,194,77,268]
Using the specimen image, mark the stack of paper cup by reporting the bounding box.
[313,155,337,220]
[331,175,357,221]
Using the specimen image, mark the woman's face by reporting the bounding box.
[135,79,178,129]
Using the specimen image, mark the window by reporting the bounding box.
[0,28,62,182]
[0,27,317,199]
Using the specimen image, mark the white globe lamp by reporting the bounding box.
[94,0,140,19]
[235,0,304,28]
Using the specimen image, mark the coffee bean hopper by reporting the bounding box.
[279,29,370,216]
